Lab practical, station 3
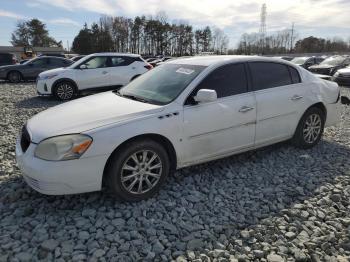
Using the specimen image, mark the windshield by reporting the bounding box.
[22,57,37,65]
[118,64,206,105]
[291,57,308,64]
[320,57,345,66]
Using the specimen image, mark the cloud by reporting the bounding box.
[0,9,26,19]
[49,18,80,27]
[24,0,350,46]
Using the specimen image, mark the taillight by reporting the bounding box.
[144,64,153,70]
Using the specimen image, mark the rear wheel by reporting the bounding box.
[53,81,76,100]
[106,139,170,201]
[7,71,22,83]
[292,107,325,149]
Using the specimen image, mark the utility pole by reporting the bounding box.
[67,40,70,53]
[259,3,267,55]
[290,22,295,53]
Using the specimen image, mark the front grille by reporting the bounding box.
[20,125,31,153]
[338,74,350,78]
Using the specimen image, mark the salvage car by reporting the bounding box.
[16,56,344,201]
[308,55,350,76]
[0,56,73,83]
[291,56,324,69]
[36,53,153,100]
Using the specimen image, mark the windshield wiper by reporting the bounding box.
[114,91,150,104]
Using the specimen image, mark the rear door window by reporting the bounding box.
[249,62,293,91]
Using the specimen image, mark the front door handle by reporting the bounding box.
[291,95,303,101]
[239,106,254,113]
[102,71,108,74]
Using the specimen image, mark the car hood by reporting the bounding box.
[309,64,335,69]
[38,67,67,77]
[337,67,350,75]
[27,91,163,143]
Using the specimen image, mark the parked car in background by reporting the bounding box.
[291,56,325,69]
[0,56,73,83]
[38,53,66,58]
[332,67,350,86]
[272,56,294,61]
[17,56,344,201]
[0,52,17,66]
[36,53,153,100]
[71,55,85,62]
[308,55,350,76]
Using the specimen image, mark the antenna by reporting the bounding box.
[259,3,267,54]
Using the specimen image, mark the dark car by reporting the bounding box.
[0,53,17,66]
[308,56,350,76]
[38,53,66,58]
[71,55,85,62]
[291,56,325,69]
[0,56,73,83]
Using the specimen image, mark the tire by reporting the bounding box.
[292,107,325,149]
[53,81,76,101]
[7,71,22,83]
[106,139,170,201]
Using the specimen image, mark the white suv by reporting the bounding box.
[36,53,152,100]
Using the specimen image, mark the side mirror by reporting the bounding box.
[194,89,217,103]
[79,64,88,69]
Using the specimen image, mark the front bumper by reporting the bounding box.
[332,76,350,86]
[36,79,52,95]
[325,102,341,128]
[16,137,107,195]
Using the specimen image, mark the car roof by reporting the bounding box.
[167,55,296,67]
[89,52,140,57]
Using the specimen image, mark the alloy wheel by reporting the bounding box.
[56,84,74,100]
[120,150,162,194]
[303,113,322,144]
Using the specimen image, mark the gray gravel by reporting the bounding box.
[0,82,350,261]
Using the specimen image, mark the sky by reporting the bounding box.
[0,0,350,50]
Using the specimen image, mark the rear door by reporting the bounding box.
[249,62,311,146]
[74,56,111,90]
[182,63,256,164]
[109,56,138,86]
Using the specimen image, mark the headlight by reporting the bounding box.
[333,71,339,77]
[38,74,58,80]
[34,134,92,161]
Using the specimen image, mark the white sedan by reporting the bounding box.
[36,53,152,100]
[17,56,344,201]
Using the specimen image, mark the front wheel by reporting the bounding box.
[106,139,170,201]
[292,107,325,149]
[53,81,76,100]
[7,71,22,83]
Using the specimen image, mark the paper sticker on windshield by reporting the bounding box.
[176,68,195,75]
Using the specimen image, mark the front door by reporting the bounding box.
[74,56,111,90]
[182,63,256,165]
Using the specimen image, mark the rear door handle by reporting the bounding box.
[239,106,254,113]
[102,71,108,74]
[291,95,303,100]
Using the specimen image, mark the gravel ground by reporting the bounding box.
[0,82,350,262]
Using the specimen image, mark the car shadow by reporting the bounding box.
[15,96,63,109]
[0,139,349,259]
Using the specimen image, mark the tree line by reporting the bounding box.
[236,30,350,55]
[72,13,229,56]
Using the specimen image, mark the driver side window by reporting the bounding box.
[185,63,248,105]
[81,56,108,69]
[31,58,48,66]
